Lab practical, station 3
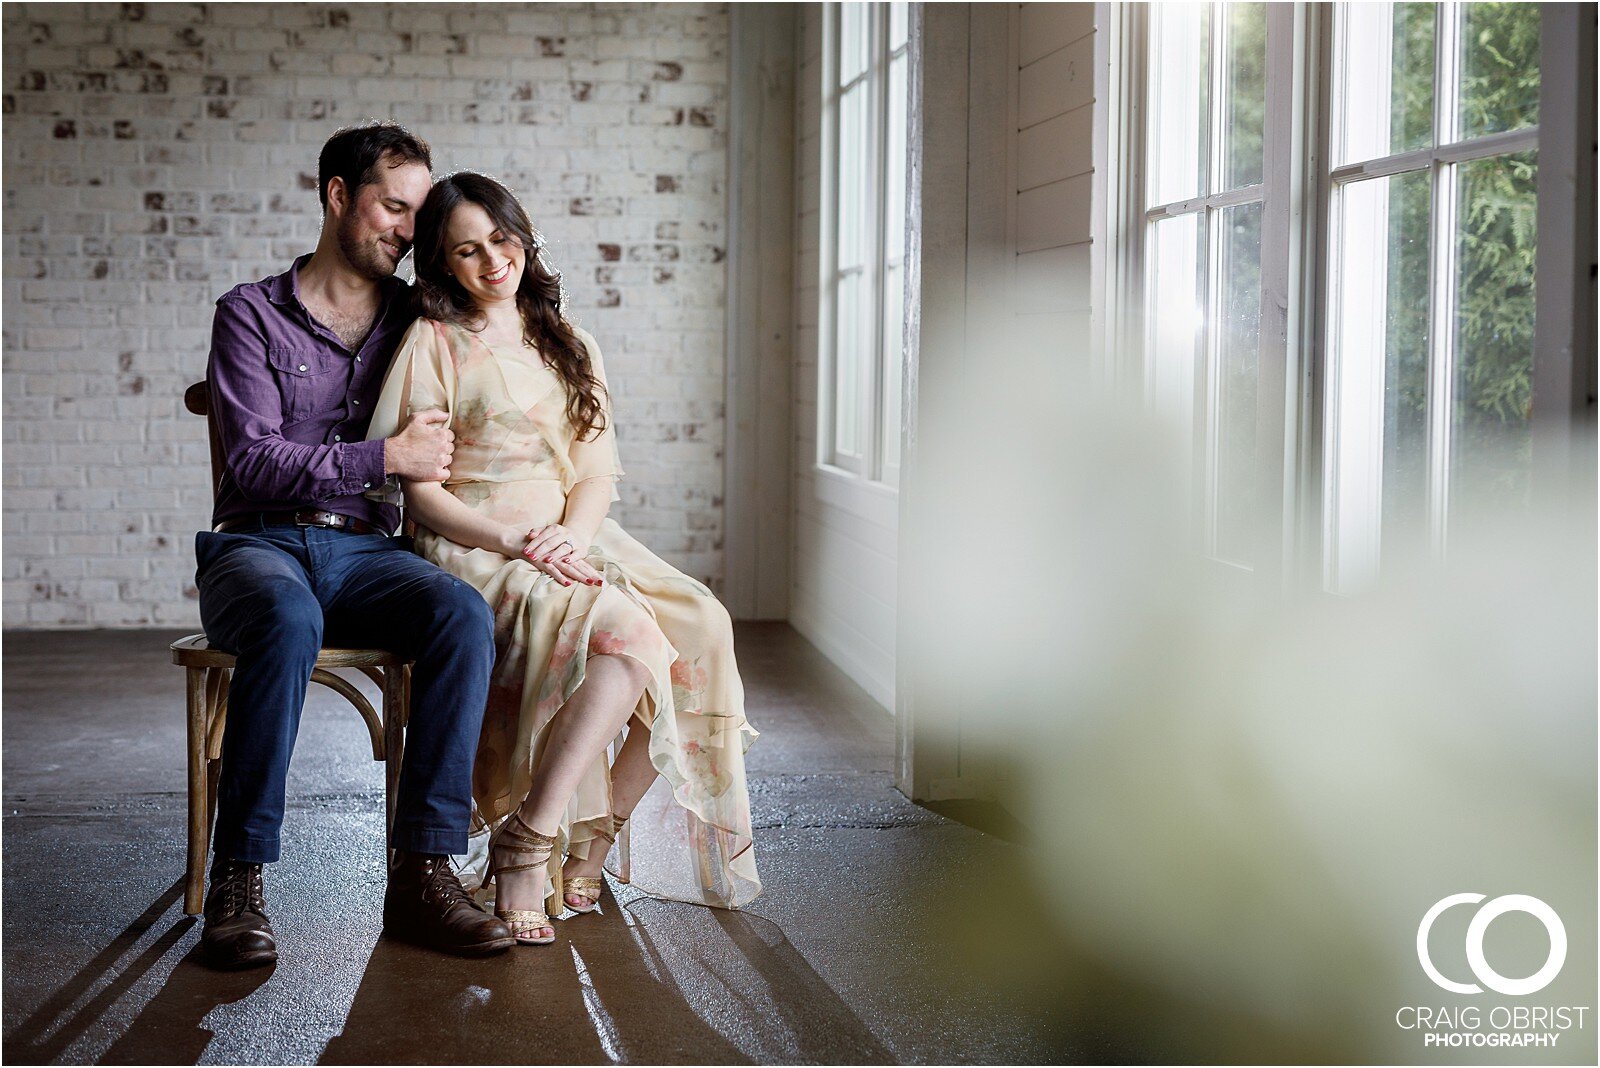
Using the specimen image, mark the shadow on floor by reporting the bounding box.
[99,948,275,1066]
[706,910,894,1063]
[3,627,1064,1064]
[3,879,270,1066]
[918,799,1028,844]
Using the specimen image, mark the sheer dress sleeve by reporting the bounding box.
[566,326,624,503]
[365,319,458,502]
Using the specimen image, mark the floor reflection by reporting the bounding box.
[318,886,758,1065]
[312,880,898,1065]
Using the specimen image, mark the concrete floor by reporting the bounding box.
[1,624,1081,1065]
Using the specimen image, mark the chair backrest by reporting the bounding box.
[185,381,225,503]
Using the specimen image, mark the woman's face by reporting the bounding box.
[441,200,526,308]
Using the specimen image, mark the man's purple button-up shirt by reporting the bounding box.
[206,254,413,532]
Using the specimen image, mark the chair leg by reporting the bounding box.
[205,759,222,849]
[206,672,227,841]
[381,664,407,859]
[184,666,209,916]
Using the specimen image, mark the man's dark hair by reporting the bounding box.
[316,122,432,210]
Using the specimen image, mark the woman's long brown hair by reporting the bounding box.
[412,172,607,439]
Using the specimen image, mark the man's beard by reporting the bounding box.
[337,215,401,282]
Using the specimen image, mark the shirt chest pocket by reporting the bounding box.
[267,348,341,422]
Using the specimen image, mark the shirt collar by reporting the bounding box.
[266,253,313,308]
[266,253,410,319]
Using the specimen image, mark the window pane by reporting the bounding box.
[1325,172,1432,593]
[889,1,908,51]
[883,261,903,475]
[1148,213,1204,450]
[1336,3,1435,165]
[1451,151,1536,519]
[839,81,870,269]
[841,1,871,85]
[1458,3,1540,140]
[1148,3,1210,206]
[1222,3,1266,190]
[1380,172,1432,563]
[1212,202,1262,567]
[835,271,865,459]
[1389,4,1436,155]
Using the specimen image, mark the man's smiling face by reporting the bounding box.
[334,154,433,282]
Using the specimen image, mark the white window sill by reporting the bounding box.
[810,462,900,528]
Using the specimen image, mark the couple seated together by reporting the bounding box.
[196,121,760,968]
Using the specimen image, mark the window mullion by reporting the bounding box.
[1259,0,1312,586]
[1426,163,1458,554]
[1209,1,1228,196]
[1426,2,1464,552]
[1200,2,1227,551]
[1203,204,1224,555]
[1435,2,1463,146]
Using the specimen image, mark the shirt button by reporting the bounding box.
[356,356,363,363]
[363,482,372,489]
[298,363,308,372]
[353,399,361,406]
[334,434,342,442]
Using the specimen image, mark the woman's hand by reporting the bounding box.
[518,523,604,587]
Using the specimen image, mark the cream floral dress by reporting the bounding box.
[367,317,760,910]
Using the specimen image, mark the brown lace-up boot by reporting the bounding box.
[201,859,277,970]
[382,852,516,957]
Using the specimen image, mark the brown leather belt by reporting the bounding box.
[215,510,382,535]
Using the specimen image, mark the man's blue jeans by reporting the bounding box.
[195,522,495,863]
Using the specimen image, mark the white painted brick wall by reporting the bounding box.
[2,1,730,629]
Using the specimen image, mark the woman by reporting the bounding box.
[367,172,760,944]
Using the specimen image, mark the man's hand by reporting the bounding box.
[385,409,454,482]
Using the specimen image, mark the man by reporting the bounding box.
[197,123,513,967]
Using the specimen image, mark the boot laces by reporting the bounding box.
[216,861,266,918]
[421,857,474,911]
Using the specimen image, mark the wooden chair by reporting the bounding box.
[172,381,412,916]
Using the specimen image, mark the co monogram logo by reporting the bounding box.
[1417,894,1567,996]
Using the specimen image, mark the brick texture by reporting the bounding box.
[2,1,730,629]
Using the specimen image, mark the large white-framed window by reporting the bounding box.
[1142,2,1270,570]
[820,0,909,486]
[1127,2,1558,593]
[1323,2,1541,592]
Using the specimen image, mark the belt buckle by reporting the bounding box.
[294,510,325,529]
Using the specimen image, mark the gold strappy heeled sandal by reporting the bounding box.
[489,811,557,945]
[565,811,628,915]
